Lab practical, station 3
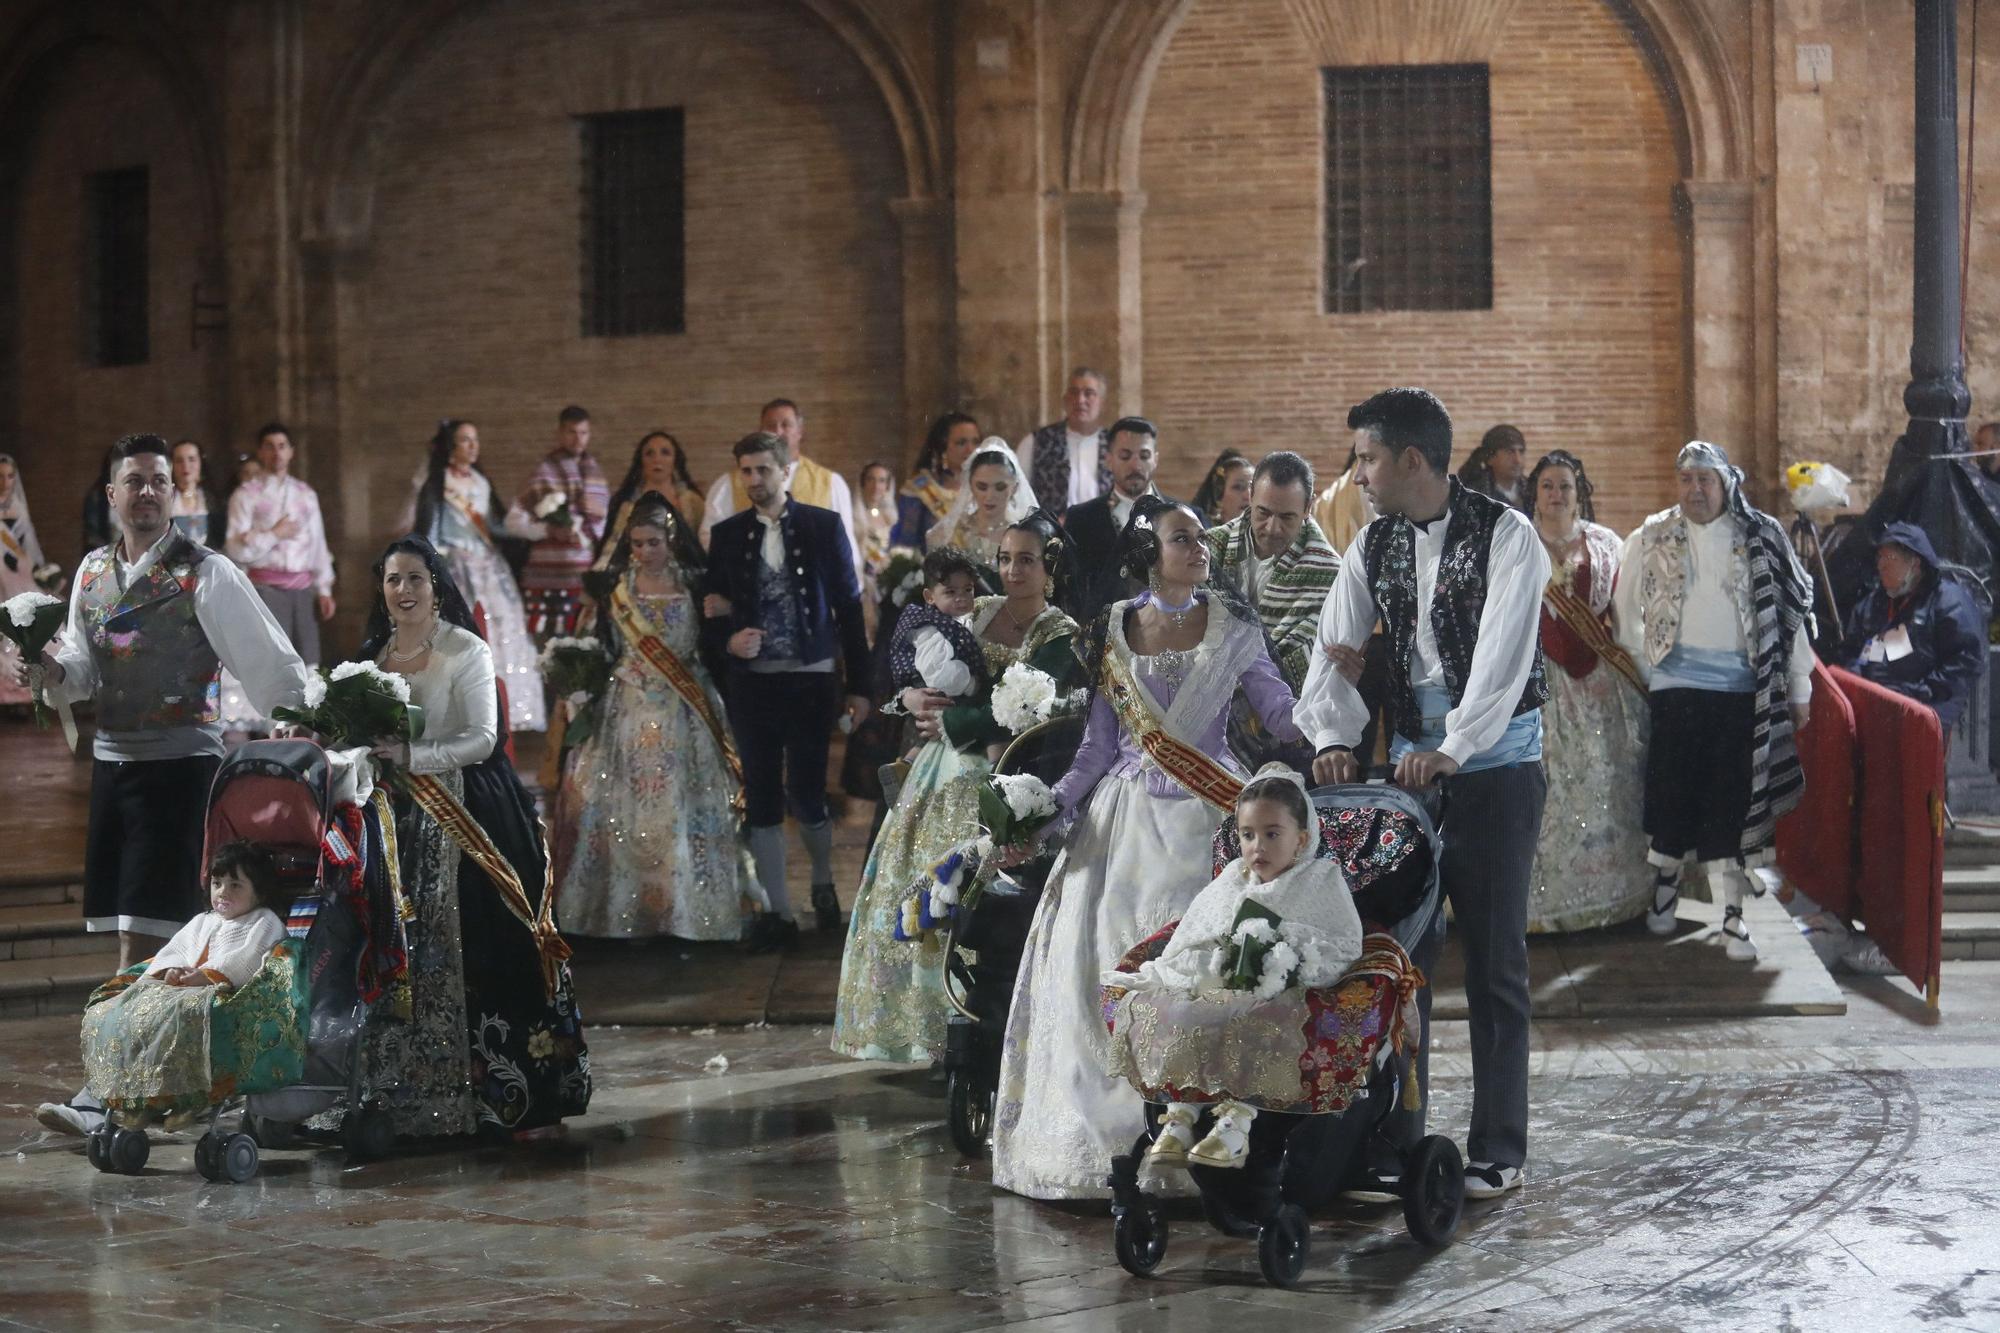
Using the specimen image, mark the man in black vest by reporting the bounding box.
[702,433,871,952]
[1015,367,1110,517]
[1058,416,1167,625]
[1298,388,1550,1201]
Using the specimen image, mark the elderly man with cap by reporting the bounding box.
[1611,441,1816,962]
[1838,521,1985,733]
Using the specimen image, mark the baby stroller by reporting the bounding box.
[83,740,392,1182]
[1102,782,1457,1287]
[941,713,1085,1158]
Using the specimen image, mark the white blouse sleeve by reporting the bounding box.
[1294,530,1379,751]
[913,627,974,696]
[410,634,499,774]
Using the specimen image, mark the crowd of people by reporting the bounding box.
[8,376,1980,1204]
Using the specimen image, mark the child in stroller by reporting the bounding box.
[1099,777,1459,1287]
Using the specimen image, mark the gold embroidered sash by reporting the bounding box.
[1543,581,1646,694]
[397,771,571,1001]
[608,584,746,814]
[1099,648,1243,814]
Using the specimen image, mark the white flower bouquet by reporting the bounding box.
[2,590,66,728]
[876,547,924,611]
[989,662,1057,735]
[532,486,574,530]
[978,772,1058,850]
[539,635,611,746]
[1219,904,1347,1000]
[273,661,424,762]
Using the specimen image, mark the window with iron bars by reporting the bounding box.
[1324,65,1492,315]
[84,165,149,366]
[580,108,686,337]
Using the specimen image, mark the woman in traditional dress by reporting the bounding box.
[555,494,749,941]
[406,419,545,732]
[1525,450,1654,932]
[598,430,705,569]
[991,497,1303,1200]
[1189,448,1251,527]
[891,412,980,549]
[168,440,223,547]
[926,438,1035,575]
[348,536,589,1139]
[854,460,896,642]
[0,454,51,706]
[833,509,1079,1063]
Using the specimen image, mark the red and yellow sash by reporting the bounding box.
[1099,647,1243,814]
[396,771,571,1001]
[1543,582,1646,695]
[609,583,747,813]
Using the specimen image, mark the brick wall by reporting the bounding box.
[352,0,908,549]
[1135,0,1688,536]
[10,40,223,568]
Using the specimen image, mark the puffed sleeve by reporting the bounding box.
[410,633,499,774]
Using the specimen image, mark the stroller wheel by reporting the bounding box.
[220,1133,260,1184]
[1113,1202,1168,1277]
[945,1070,993,1158]
[342,1107,395,1161]
[1402,1135,1465,1248]
[1256,1203,1310,1288]
[194,1132,224,1182]
[108,1127,150,1175]
[85,1126,112,1172]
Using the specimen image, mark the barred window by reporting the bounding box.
[1324,65,1492,314]
[580,108,686,337]
[84,166,149,366]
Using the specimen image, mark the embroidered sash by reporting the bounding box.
[1542,581,1646,694]
[396,771,571,1001]
[1098,647,1243,814]
[0,522,26,567]
[608,584,747,815]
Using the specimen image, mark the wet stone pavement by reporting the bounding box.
[5,960,2000,1333]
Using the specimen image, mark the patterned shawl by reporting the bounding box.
[1636,441,1815,858]
[1203,511,1341,690]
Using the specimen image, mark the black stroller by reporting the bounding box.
[83,740,398,1181]
[1102,782,1459,1287]
[941,713,1085,1157]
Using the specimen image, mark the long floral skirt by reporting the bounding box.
[440,540,545,732]
[1527,664,1655,933]
[991,776,1223,1200]
[831,738,989,1063]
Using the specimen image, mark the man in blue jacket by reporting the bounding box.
[703,432,872,951]
[1840,522,1986,733]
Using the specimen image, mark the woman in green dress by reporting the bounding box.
[832,512,1080,1063]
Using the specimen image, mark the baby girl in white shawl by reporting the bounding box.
[1105,764,1364,1170]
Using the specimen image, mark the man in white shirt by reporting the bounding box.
[14,434,309,1136]
[699,398,861,584]
[1298,388,1548,1202]
[1016,367,1110,516]
[224,422,336,664]
[1612,441,1816,963]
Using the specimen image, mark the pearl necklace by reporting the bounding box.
[385,617,438,664]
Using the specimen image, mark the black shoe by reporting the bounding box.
[1339,1165,1402,1204]
[811,883,842,933]
[742,914,799,954]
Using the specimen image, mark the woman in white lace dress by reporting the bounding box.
[991,497,1302,1201]
[1524,450,1653,932]
[926,438,1034,575]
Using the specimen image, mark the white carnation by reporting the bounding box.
[302,672,328,709]
[1253,941,1301,1000]
[330,659,411,702]
[991,772,1056,821]
[989,662,1059,734]
[1232,917,1277,946]
[533,490,569,519]
[3,590,59,629]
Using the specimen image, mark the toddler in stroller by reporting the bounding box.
[1099,775,1458,1287]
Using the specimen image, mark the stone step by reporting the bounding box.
[0,903,105,961]
[1943,866,2000,912]
[0,950,115,1020]
[0,878,83,911]
[1940,911,2000,961]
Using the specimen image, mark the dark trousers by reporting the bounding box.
[83,754,221,938]
[1390,760,1546,1170]
[1643,688,1755,866]
[727,671,839,828]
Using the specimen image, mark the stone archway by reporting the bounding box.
[1060,0,1768,500]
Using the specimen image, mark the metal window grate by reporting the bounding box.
[84,166,149,366]
[580,108,686,338]
[1324,65,1492,315]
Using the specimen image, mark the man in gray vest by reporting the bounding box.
[1015,367,1110,517]
[15,434,310,1136]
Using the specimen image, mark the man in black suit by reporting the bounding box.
[702,432,872,951]
[1059,415,1167,624]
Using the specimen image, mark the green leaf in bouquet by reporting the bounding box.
[404,703,426,740]
[1224,899,1283,991]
